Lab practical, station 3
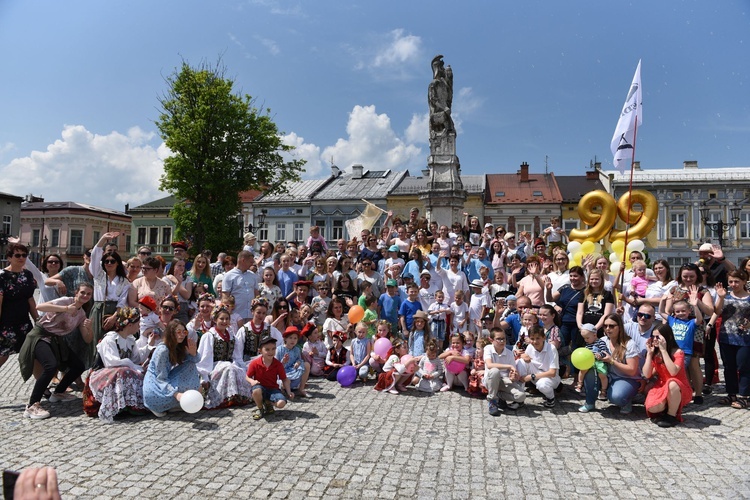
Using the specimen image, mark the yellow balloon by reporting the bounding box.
[611,240,625,256]
[573,251,583,263]
[569,190,618,243]
[581,241,595,255]
[609,189,658,243]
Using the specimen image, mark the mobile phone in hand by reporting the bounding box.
[3,469,20,498]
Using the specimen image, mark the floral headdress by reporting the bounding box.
[114,307,141,331]
[211,304,230,320]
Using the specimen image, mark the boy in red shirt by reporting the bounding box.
[246,335,294,420]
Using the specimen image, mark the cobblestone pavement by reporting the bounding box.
[0,354,748,499]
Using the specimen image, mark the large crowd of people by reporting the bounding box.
[1,207,748,428]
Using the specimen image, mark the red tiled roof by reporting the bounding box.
[485,173,562,204]
[240,190,263,203]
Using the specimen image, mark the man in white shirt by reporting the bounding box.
[221,251,259,325]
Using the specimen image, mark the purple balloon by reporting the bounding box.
[337,365,357,387]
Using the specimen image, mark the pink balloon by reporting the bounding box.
[400,355,417,374]
[373,337,392,359]
[446,360,465,374]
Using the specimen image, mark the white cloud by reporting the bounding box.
[281,132,324,178]
[351,29,423,79]
[321,105,422,171]
[405,112,429,144]
[452,86,483,134]
[0,125,168,210]
[283,105,424,179]
[373,29,422,68]
[254,35,280,56]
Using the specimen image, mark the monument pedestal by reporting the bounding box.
[420,151,467,225]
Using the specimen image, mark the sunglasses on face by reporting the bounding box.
[47,260,60,264]
[139,251,152,256]
[603,323,618,329]
[103,259,117,264]
[13,253,28,258]
[161,305,175,312]
[637,313,652,320]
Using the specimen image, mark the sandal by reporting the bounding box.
[252,408,266,420]
[598,390,608,401]
[718,395,737,405]
[574,383,583,393]
[731,397,749,409]
[263,401,275,414]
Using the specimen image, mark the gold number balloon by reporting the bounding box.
[609,189,658,243]
[569,190,618,242]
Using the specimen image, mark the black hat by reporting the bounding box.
[259,335,277,347]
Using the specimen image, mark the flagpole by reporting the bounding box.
[618,116,639,298]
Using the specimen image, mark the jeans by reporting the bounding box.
[583,370,638,407]
[719,342,750,397]
[30,340,85,405]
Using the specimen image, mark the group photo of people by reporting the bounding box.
[1,207,748,428]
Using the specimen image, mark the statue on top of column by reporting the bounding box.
[428,55,455,156]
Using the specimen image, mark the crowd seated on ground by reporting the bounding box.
[2,209,747,426]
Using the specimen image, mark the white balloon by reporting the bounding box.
[609,252,621,263]
[626,240,645,252]
[180,389,204,414]
[593,243,602,254]
[567,241,582,254]
[610,262,622,275]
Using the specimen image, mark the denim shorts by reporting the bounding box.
[251,385,287,403]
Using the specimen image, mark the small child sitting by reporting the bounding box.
[515,325,561,408]
[349,322,372,383]
[246,335,294,420]
[369,321,394,373]
[276,326,311,397]
[413,339,445,393]
[467,337,489,397]
[439,334,471,392]
[302,327,327,377]
[323,333,349,381]
[576,323,609,400]
[373,339,415,394]
[136,296,161,349]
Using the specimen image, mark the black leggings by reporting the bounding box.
[29,340,85,405]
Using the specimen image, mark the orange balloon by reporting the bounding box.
[348,305,365,323]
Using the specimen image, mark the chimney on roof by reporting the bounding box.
[331,165,340,177]
[683,160,698,169]
[594,162,601,170]
[352,164,364,179]
[633,161,641,170]
[585,170,599,180]
[519,162,530,182]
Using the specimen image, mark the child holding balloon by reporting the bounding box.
[439,334,471,392]
[575,323,609,401]
[323,333,350,381]
[369,321,394,373]
[373,339,414,394]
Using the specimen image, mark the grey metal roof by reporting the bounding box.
[390,173,485,195]
[555,175,607,203]
[312,169,408,201]
[0,191,23,200]
[256,177,333,202]
[129,195,180,211]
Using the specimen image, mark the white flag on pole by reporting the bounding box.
[345,200,386,241]
[610,60,643,173]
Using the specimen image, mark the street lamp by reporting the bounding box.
[41,235,48,261]
[249,209,267,233]
[699,203,741,248]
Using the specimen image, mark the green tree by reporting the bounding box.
[157,60,304,254]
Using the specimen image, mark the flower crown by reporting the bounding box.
[115,307,141,331]
[212,304,230,320]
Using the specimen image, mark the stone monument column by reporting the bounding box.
[419,54,467,225]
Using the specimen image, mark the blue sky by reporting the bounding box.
[1,1,747,211]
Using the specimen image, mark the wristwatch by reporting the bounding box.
[531,374,536,382]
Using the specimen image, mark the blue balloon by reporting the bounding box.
[337,366,357,387]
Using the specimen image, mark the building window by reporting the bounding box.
[125,235,132,255]
[51,229,60,248]
[668,257,691,278]
[563,219,578,233]
[162,227,172,248]
[293,223,304,243]
[32,229,40,248]
[148,228,159,245]
[516,223,532,235]
[2,215,11,235]
[258,227,268,242]
[741,212,750,239]
[92,231,101,246]
[533,191,543,197]
[669,213,686,239]
[137,227,146,245]
[276,223,286,242]
[315,220,326,240]
[70,229,83,253]
[332,220,344,241]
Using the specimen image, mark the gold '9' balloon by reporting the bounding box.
[609,189,658,243]
[569,190,618,242]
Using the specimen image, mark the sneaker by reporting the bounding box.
[578,404,595,413]
[151,409,167,418]
[439,384,451,392]
[692,395,704,405]
[657,414,677,428]
[506,401,522,410]
[702,385,713,395]
[542,396,556,408]
[488,399,501,416]
[597,391,608,401]
[619,403,633,415]
[24,403,50,420]
[387,389,399,395]
[49,391,78,403]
